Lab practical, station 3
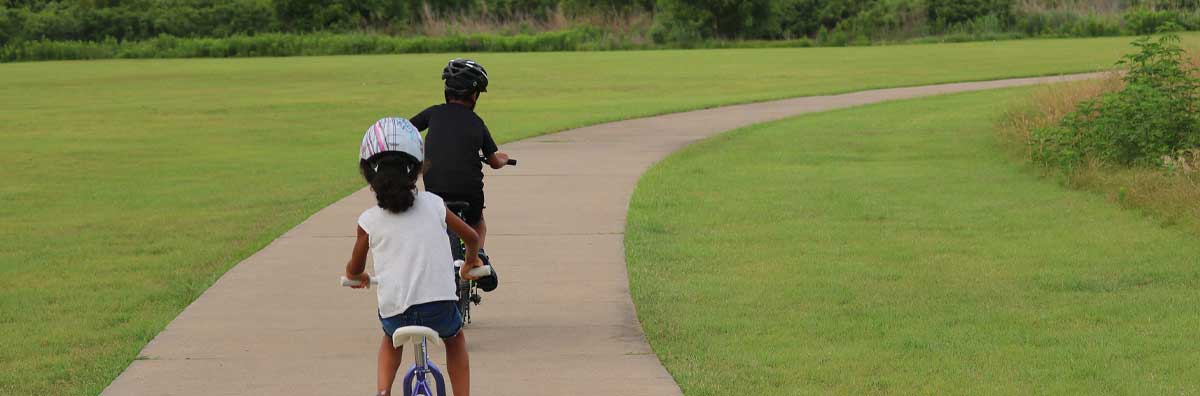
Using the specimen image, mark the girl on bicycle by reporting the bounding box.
[345,117,484,396]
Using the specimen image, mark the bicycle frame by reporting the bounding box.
[442,156,513,326]
[446,203,480,324]
[401,336,447,396]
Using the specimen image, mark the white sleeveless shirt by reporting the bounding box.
[357,191,458,318]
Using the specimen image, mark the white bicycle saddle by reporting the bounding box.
[392,326,443,347]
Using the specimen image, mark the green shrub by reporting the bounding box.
[0,29,628,62]
[1011,9,1123,38]
[926,0,1010,27]
[1126,9,1176,34]
[6,0,1200,59]
[0,7,17,45]
[652,0,780,41]
[1073,14,1123,37]
[1032,34,1200,168]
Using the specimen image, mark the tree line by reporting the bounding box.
[2,0,1199,48]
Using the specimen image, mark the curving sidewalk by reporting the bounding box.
[101,73,1102,396]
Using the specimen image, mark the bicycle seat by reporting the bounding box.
[392,326,443,347]
[445,201,470,212]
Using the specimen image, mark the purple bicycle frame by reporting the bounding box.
[401,354,446,396]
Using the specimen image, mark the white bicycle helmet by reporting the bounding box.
[360,117,423,163]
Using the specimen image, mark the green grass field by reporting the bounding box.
[625,88,1200,395]
[0,35,1193,395]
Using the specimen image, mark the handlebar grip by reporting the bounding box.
[479,156,518,166]
[454,260,493,277]
[468,266,493,277]
[340,275,379,287]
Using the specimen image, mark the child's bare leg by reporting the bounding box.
[378,335,403,395]
[445,331,470,396]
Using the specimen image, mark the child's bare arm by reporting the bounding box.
[344,226,370,287]
[446,209,482,279]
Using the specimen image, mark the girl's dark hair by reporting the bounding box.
[359,152,422,213]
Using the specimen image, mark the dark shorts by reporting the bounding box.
[429,190,484,226]
[379,300,464,340]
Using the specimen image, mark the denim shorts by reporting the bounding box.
[379,300,463,340]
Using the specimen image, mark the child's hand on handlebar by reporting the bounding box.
[484,152,512,169]
[459,257,484,280]
[346,273,371,289]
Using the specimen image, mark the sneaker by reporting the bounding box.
[476,249,499,292]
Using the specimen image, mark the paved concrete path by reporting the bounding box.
[102,73,1102,396]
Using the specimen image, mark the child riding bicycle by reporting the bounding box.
[344,117,484,396]
[410,58,511,252]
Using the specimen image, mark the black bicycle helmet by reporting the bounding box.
[442,58,488,94]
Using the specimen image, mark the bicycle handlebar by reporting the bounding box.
[340,275,378,287]
[454,259,493,277]
[340,260,491,288]
[480,156,517,166]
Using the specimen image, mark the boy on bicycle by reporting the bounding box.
[410,59,510,287]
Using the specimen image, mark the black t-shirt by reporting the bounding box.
[410,103,499,193]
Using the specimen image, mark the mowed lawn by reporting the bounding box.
[625,88,1200,395]
[0,35,1192,395]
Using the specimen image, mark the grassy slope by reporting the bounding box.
[626,88,1200,395]
[0,35,1192,395]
